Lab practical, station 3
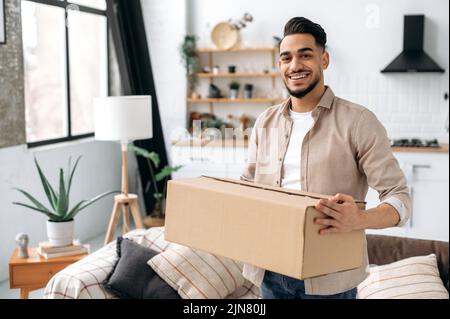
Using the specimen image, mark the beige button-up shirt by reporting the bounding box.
[240,86,411,295]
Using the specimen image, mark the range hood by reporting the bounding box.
[381,15,444,73]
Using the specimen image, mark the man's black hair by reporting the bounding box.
[282,17,327,49]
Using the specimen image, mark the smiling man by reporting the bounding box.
[240,17,411,299]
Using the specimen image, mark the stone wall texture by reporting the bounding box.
[0,0,25,148]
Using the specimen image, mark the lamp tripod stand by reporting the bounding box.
[104,143,144,245]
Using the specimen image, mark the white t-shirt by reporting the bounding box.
[281,109,314,190]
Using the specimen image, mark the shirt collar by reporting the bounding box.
[317,86,334,109]
[279,86,335,117]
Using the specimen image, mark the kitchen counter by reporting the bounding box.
[172,140,448,153]
[391,144,448,153]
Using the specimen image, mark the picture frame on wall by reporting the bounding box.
[0,0,5,44]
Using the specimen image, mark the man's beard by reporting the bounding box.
[285,75,320,99]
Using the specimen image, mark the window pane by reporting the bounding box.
[68,10,108,135]
[22,1,67,143]
[68,0,106,10]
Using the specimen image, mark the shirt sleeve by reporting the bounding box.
[353,109,412,227]
[380,196,409,227]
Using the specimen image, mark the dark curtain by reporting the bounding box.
[106,0,169,216]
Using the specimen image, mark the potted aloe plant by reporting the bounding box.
[12,156,118,247]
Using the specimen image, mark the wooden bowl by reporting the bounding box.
[211,22,239,50]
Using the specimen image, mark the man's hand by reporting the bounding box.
[314,193,366,235]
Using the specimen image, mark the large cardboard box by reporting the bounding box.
[165,176,365,279]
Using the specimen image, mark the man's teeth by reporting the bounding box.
[290,74,307,79]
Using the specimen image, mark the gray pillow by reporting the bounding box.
[103,236,180,299]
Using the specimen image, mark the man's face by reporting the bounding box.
[279,33,329,99]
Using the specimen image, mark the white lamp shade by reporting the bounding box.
[94,96,153,142]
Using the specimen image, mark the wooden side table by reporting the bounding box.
[9,248,88,299]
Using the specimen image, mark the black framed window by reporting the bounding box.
[21,0,108,147]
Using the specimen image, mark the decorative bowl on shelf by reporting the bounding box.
[211,22,239,50]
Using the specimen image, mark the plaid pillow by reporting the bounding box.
[148,245,254,299]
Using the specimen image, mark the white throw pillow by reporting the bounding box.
[124,227,176,252]
[357,254,449,299]
[148,245,252,299]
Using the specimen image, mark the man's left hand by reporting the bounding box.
[314,193,366,235]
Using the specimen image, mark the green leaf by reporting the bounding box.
[65,190,118,221]
[64,200,87,221]
[34,157,58,211]
[155,165,183,182]
[56,168,68,217]
[153,193,163,200]
[13,188,52,214]
[12,202,60,220]
[67,155,82,197]
[130,146,160,168]
[66,157,72,190]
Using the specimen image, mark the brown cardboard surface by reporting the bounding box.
[165,176,365,279]
[302,208,364,278]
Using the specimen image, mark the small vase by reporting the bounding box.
[46,220,74,247]
[244,90,253,99]
[230,89,239,99]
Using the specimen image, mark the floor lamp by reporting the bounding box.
[94,96,153,245]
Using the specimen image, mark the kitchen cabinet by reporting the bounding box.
[366,152,449,241]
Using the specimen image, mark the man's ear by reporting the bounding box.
[322,50,330,70]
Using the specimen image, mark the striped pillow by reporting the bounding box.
[357,254,449,299]
[147,245,247,299]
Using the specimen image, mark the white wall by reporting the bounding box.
[145,0,449,147]
[0,139,141,282]
[140,0,188,158]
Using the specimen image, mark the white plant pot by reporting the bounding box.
[46,220,74,247]
[230,89,239,99]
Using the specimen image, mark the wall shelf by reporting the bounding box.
[187,46,281,116]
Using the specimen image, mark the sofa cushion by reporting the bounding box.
[124,226,176,252]
[147,244,251,299]
[102,237,180,299]
[357,254,449,299]
[366,234,449,288]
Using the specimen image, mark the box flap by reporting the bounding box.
[174,176,317,208]
[201,175,366,204]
